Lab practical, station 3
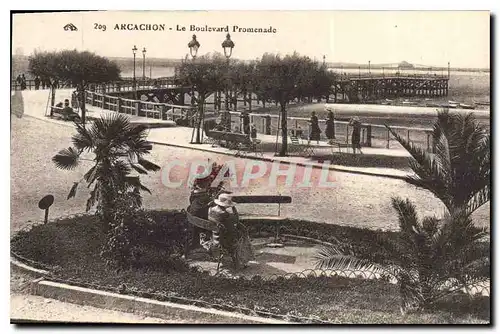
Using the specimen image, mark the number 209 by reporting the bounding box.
[94,23,106,31]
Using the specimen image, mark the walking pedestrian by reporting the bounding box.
[349,116,363,155]
[34,76,41,90]
[308,111,321,144]
[325,110,336,141]
[15,74,22,89]
[241,110,250,136]
[20,74,27,90]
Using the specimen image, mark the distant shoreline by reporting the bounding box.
[11,55,490,74]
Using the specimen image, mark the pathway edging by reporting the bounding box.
[10,256,290,324]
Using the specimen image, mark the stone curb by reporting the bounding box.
[10,257,289,324]
[31,280,291,324]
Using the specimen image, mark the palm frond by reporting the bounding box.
[130,163,148,175]
[466,185,490,215]
[314,245,381,271]
[385,124,430,167]
[125,176,151,194]
[86,184,100,211]
[391,197,421,235]
[67,182,79,199]
[83,164,99,185]
[137,157,161,172]
[72,122,94,151]
[53,147,81,170]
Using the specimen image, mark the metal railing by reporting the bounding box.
[10,77,181,92]
[226,111,434,152]
[85,90,194,121]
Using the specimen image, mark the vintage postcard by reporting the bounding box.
[10,10,490,324]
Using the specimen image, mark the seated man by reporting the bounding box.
[214,122,225,131]
[208,194,254,270]
[61,99,80,121]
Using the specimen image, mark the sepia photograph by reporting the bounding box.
[9,9,491,325]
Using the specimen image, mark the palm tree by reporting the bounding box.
[315,197,490,312]
[52,114,160,229]
[315,110,490,312]
[386,109,490,216]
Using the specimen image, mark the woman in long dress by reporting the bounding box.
[325,110,335,141]
[349,116,363,155]
[308,111,321,144]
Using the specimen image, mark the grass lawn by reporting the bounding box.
[11,212,490,324]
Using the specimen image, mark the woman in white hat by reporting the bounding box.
[208,193,254,269]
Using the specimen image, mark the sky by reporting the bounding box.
[12,11,490,68]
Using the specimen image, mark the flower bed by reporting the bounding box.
[10,210,489,324]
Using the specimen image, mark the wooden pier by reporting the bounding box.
[12,71,449,106]
[332,74,449,103]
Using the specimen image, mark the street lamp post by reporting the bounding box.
[132,45,137,99]
[142,47,147,83]
[188,34,200,60]
[222,33,235,112]
[188,34,200,108]
[188,35,202,144]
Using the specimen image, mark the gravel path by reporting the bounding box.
[10,293,177,323]
[10,270,231,324]
[11,116,489,234]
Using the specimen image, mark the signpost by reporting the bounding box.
[38,195,54,224]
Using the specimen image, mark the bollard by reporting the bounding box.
[386,129,390,149]
[366,125,372,147]
[161,104,167,120]
[134,101,140,116]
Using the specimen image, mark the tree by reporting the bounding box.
[29,50,121,124]
[314,111,491,313]
[315,197,489,313]
[28,51,59,113]
[176,53,226,143]
[229,61,258,111]
[255,53,331,156]
[386,110,490,216]
[52,114,160,230]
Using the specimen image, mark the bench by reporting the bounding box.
[205,131,262,156]
[289,134,316,157]
[328,139,351,153]
[232,195,292,247]
[50,106,80,121]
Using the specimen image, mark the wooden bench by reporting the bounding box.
[205,131,261,156]
[232,195,292,247]
[329,139,351,153]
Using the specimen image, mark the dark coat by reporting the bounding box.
[325,118,335,139]
[309,115,321,140]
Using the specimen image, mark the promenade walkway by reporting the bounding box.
[14,88,412,179]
